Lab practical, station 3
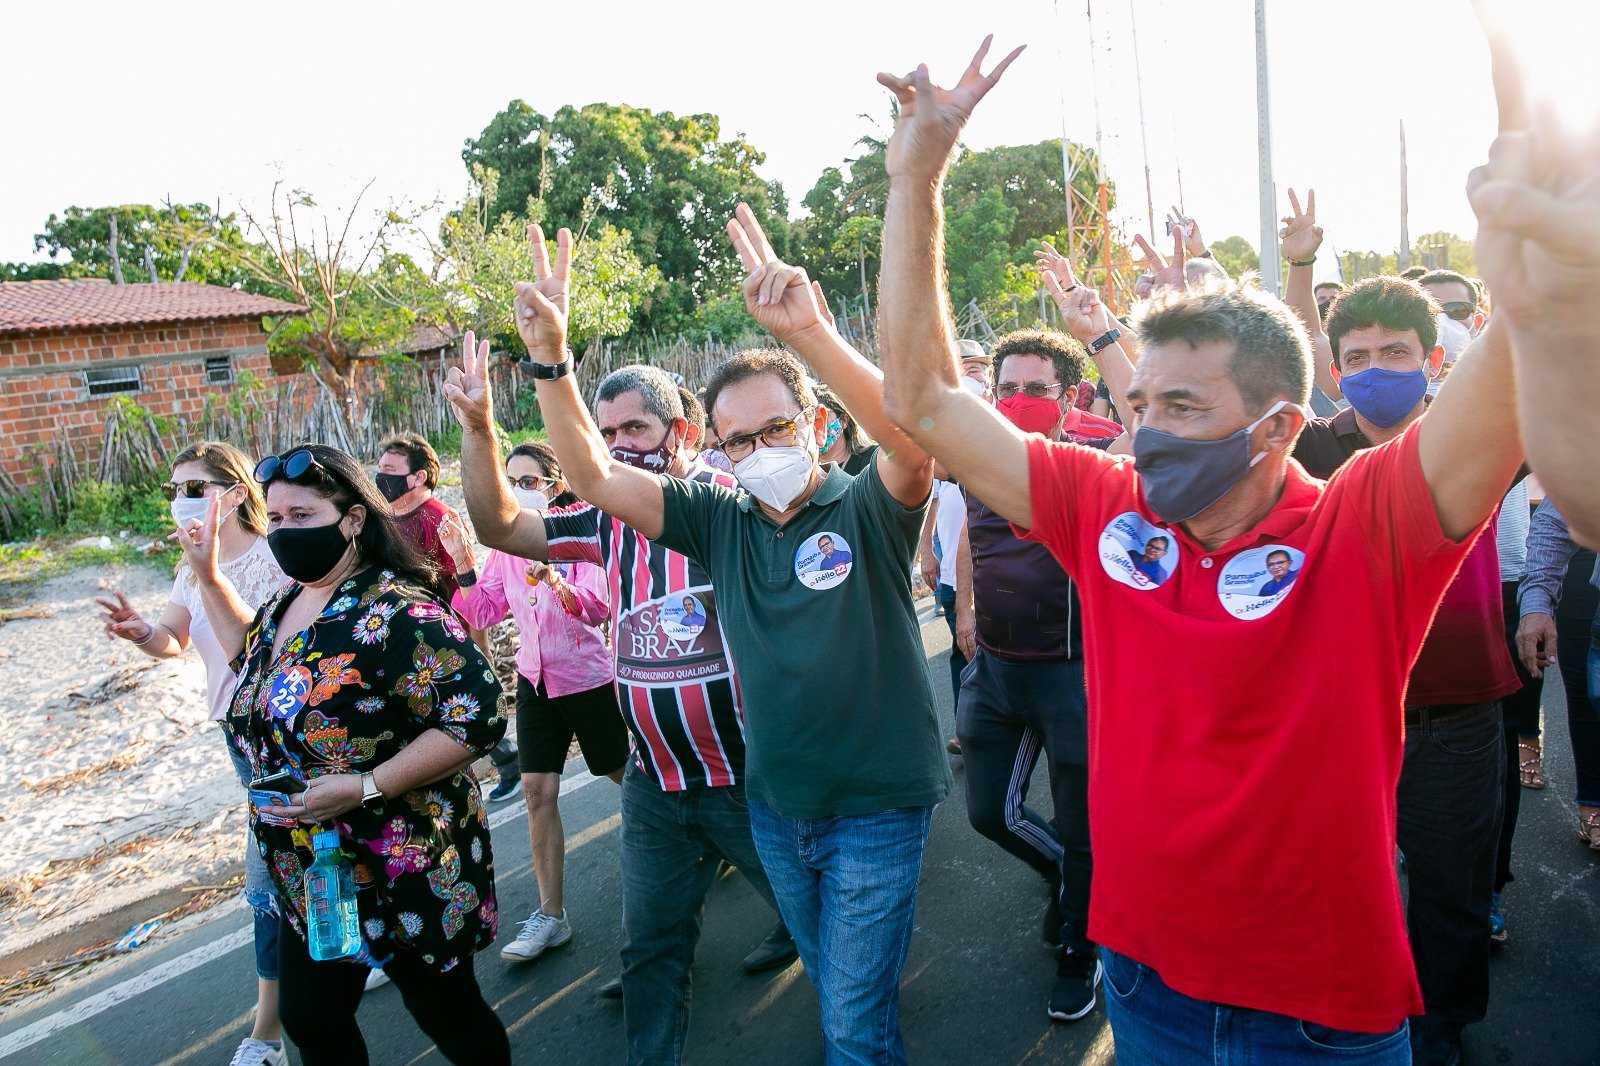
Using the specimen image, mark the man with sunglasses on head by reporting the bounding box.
[481,205,948,1065]
[447,342,796,1065]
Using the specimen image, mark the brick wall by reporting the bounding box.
[0,319,273,485]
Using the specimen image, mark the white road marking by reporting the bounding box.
[0,771,605,1059]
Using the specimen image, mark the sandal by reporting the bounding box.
[1519,738,1547,790]
[1581,806,1600,851]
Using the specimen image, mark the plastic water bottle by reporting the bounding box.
[304,830,361,960]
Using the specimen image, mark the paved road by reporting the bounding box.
[2,607,1596,1065]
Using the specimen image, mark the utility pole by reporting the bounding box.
[1254,0,1279,295]
[1398,121,1411,271]
[1130,0,1157,242]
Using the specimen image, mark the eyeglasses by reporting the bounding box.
[994,382,1067,401]
[716,406,816,462]
[254,449,325,484]
[1438,302,1475,321]
[506,474,548,492]
[160,479,232,501]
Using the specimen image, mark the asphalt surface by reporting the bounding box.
[2,605,1597,1065]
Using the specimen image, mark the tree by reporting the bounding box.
[1209,235,1260,278]
[5,202,258,286]
[405,167,659,359]
[219,182,414,400]
[1410,231,1477,278]
[461,101,788,332]
[945,188,1024,312]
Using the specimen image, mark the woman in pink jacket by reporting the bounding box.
[438,441,628,965]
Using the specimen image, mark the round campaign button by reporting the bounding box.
[794,531,855,590]
[1216,544,1305,620]
[658,592,711,641]
[1097,512,1177,590]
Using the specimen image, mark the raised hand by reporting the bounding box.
[94,589,150,644]
[1132,229,1189,295]
[437,511,473,572]
[876,36,1025,183]
[443,331,495,433]
[1279,188,1323,264]
[1035,241,1113,342]
[168,492,223,580]
[512,224,571,362]
[726,203,833,345]
[1169,206,1207,258]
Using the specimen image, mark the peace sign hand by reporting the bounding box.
[1035,241,1112,343]
[444,331,495,433]
[1279,188,1323,264]
[94,589,151,644]
[876,36,1025,183]
[1168,206,1207,258]
[1132,228,1189,296]
[512,224,571,363]
[726,203,833,345]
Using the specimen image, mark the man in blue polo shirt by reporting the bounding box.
[507,205,947,1066]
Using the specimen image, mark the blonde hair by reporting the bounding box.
[171,440,267,537]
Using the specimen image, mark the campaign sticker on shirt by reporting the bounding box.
[1217,544,1305,620]
[1097,512,1177,590]
[267,664,313,720]
[658,593,711,641]
[794,531,855,590]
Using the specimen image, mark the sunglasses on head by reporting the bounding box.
[1438,302,1475,322]
[160,479,233,501]
[254,449,325,484]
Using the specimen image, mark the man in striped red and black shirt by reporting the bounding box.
[450,358,793,1066]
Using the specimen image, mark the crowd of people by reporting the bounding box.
[87,22,1600,1066]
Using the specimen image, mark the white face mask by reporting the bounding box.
[960,374,989,398]
[733,445,816,513]
[170,490,238,529]
[1436,314,1473,363]
[513,486,550,511]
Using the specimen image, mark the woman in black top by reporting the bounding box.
[200,443,510,1066]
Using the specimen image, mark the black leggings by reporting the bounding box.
[276,916,510,1066]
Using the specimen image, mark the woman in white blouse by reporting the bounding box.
[95,440,291,1066]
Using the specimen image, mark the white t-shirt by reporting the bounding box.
[1496,480,1530,583]
[932,479,967,589]
[169,536,286,720]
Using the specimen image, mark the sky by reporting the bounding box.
[1,0,1590,273]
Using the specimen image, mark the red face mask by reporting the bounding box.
[995,394,1064,437]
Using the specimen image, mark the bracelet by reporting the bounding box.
[1061,284,1077,294]
[1287,256,1316,267]
[456,568,478,588]
[132,624,161,647]
[1198,249,1214,259]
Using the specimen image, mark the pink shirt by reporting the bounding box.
[450,550,614,698]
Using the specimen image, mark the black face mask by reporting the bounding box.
[374,473,412,502]
[267,519,353,585]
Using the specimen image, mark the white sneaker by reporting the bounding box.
[500,908,572,961]
[364,966,391,991]
[229,1037,287,1066]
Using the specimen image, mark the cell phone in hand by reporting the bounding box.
[248,771,305,794]
[247,771,306,827]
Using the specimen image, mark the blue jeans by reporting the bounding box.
[619,763,780,1066]
[1102,948,1411,1064]
[748,800,933,1066]
[220,726,280,981]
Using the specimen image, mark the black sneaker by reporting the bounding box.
[1047,949,1102,1022]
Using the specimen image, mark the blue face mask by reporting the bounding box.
[1133,400,1294,524]
[1339,367,1428,428]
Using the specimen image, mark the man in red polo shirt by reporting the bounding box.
[875,37,1523,1064]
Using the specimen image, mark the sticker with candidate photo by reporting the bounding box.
[658,592,712,641]
[1217,544,1306,620]
[795,531,855,590]
[1097,512,1177,590]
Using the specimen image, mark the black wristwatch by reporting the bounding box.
[518,353,574,380]
[456,567,477,588]
[1087,328,1122,355]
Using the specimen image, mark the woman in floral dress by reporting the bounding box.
[196,442,510,1066]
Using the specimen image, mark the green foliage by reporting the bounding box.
[3,202,260,286]
[945,188,1021,312]
[63,480,170,537]
[1410,232,1477,278]
[461,101,788,333]
[688,292,763,343]
[1210,235,1260,278]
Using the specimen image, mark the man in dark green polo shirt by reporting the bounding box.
[505,205,948,1066]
